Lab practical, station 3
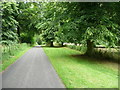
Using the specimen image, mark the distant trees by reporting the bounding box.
[16,2,41,44]
[35,3,60,46]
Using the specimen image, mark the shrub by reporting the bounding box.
[20,33,35,45]
[37,38,42,45]
[67,45,87,53]
[93,48,119,62]
[2,43,29,63]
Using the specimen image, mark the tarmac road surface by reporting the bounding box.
[2,46,65,88]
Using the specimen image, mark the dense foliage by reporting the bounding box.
[1,2,19,45]
[1,2,120,55]
[39,2,120,55]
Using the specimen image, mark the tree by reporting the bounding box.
[2,2,119,54]
[55,2,120,55]
[36,2,119,51]
[16,2,41,44]
[1,2,19,45]
[36,2,61,46]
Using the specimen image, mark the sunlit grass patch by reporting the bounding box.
[43,47,118,88]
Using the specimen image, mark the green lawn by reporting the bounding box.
[43,47,118,88]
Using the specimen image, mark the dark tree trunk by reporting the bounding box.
[50,41,54,47]
[85,39,94,56]
[74,43,77,46]
[61,42,64,47]
[17,26,20,37]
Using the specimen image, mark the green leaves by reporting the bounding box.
[1,2,19,45]
[2,2,120,47]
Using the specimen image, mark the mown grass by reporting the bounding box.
[43,47,118,88]
[0,43,31,72]
[67,45,120,62]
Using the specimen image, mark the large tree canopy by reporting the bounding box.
[1,2,120,55]
[36,2,120,55]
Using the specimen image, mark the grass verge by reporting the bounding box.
[43,47,118,88]
[0,44,31,72]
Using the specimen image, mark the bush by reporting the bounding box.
[20,33,35,45]
[2,43,29,63]
[37,38,42,45]
[75,46,81,51]
[93,48,120,62]
[67,45,87,53]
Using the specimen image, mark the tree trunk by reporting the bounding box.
[75,43,77,46]
[85,39,94,56]
[17,26,20,37]
[50,41,54,47]
[61,42,64,47]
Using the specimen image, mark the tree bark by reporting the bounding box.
[85,39,94,56]
[50,41,54,47]
[61,42,64,47]
[75,43,77,46]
